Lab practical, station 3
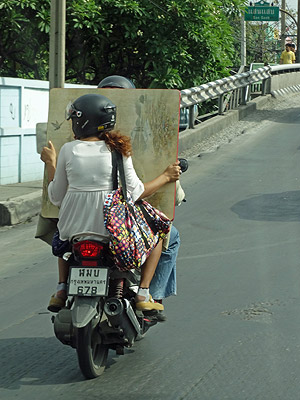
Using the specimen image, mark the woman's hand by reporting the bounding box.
[40,141,57,183]
[41,141,56,166]
[163,161,181,183]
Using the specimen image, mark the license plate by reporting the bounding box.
[68,267,109,296]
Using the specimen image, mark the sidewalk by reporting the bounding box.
[0,180,43,226]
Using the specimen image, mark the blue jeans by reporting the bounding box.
[149,225,180,299]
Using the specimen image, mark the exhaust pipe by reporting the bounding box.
[104,298,142,345]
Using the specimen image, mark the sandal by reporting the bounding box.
[47,283,68,313]
[48,294,66,313]
[135,294,164,311]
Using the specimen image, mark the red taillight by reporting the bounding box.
[73,241,104,258]
[81,260,98,266]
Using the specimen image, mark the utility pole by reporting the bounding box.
[49,0,66,89]
[281,0,286,50]
[298,0,300,61]
[241,16,247,66]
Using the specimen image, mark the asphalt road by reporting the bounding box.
[1,104,300,399]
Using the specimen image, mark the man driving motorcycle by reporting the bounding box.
[97,75,185,321]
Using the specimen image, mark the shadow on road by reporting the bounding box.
[0,336,120,389]
[231,190,300,222]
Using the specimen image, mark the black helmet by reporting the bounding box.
[97,75,136,89]
[66,94,116,138]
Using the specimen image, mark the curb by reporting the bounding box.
[0,190,42,226]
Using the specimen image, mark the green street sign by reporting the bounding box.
[245,1,279,21]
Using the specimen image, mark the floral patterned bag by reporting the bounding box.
[103,151,171,271]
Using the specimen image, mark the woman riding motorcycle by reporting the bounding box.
[40,93,180,313]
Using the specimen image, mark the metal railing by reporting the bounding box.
[180,63,300,129]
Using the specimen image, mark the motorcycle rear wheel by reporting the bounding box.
[76,318,108,379]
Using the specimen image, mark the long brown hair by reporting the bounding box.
[99,130,132,157]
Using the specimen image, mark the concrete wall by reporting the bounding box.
[0,78,49,184]
[270,71,300,92]
[0,77,95,185]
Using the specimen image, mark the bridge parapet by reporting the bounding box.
[181,64,300,129]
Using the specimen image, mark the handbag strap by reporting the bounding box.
[111,151,118,190]
[112,150,128,201]
[138,202,158,233]
[112,150,160,236]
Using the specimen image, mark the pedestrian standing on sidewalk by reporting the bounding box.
[280,44,295,64]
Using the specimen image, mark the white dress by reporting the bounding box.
[48,140,144,241]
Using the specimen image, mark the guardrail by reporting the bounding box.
[180,64,300,129]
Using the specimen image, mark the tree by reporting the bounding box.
[0,0,50,80]
[0,0,246,88]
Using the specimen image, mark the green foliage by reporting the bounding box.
[0,0,245,88]
[0,0,50,79]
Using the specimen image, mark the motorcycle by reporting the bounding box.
[51,158,188,379]
[52,233,158,379]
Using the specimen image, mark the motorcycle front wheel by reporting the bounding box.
[76,318,108,379]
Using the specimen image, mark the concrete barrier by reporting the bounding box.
[179,95,272,154]
[0,190,42,226]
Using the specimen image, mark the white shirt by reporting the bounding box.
[48,140,144,241]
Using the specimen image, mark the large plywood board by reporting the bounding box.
[41,88,180,219]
